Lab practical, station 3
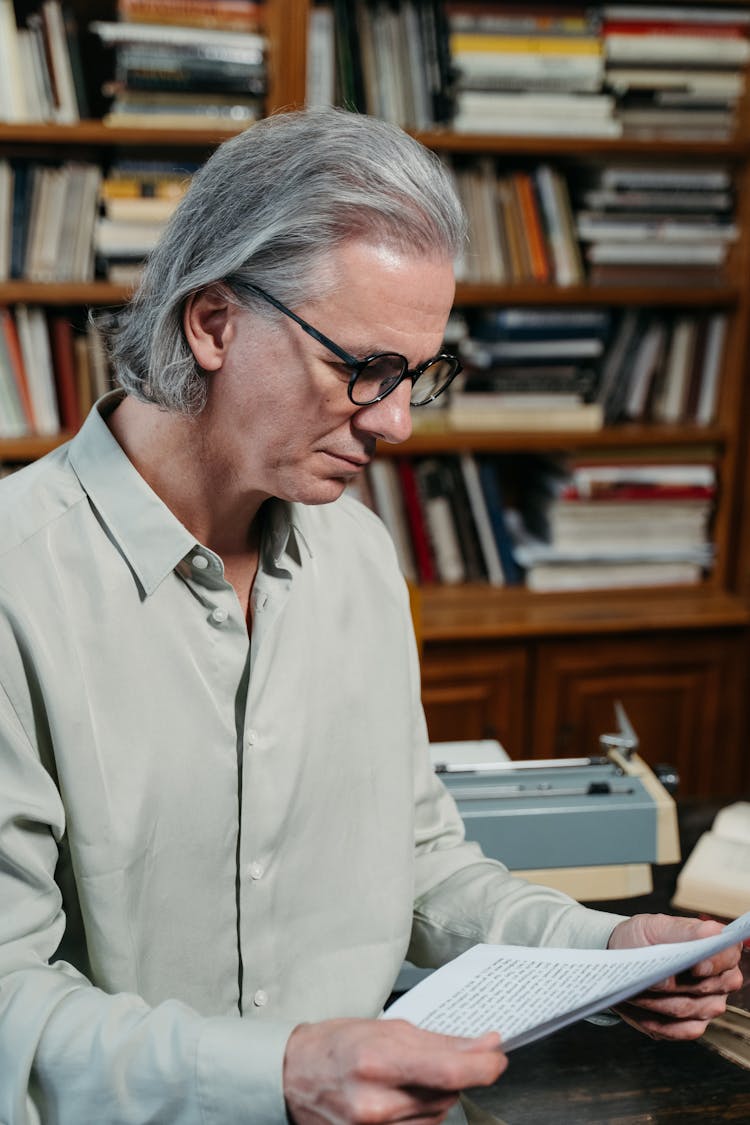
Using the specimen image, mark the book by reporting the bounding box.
[459,454,505,586]
[693,314,727,426]
[117,0,263,32]
[50,315,82,432]
[383,910,750,1050]
[397,460,437,584]
[0,307,36,431]
[524,558,703,591]
[672,802,750,920]
[702,1005,750,1071]
[415,459,466,585]
[366,460,418,584]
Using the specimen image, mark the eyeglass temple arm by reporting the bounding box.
[231,280,360,368]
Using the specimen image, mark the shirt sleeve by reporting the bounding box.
[0,647,296,1125]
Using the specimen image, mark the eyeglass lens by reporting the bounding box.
[350,355,458,406]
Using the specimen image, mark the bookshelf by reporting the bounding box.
[2,0,750,795]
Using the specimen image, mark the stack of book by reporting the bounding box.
[512,459,716,591]
[0,307,113,438]
[575,164,738,286]
[91,0,267,130]
[95,160,197,284]
[0,159,101,283]
[448,160,584,286]
[594,308,727,426]
[0,0,88,124]
[353,453,523,588]
[332,0,454,128]
[446,2,620,136]
[601,4,750,139]
[446,307,608,432]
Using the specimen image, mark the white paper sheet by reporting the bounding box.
[383,910,750,1051]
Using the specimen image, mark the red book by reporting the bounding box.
[49,315,82,432]
[397,460,437,584]
[0,308,36,431]
[603,21,747,37]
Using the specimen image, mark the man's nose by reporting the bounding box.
[352,379,413,445]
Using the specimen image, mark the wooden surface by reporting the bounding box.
[465,799,750,1124]
[467,1003,750,1124]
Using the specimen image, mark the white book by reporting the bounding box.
[602,6,750,25]
[16,30,45,122]
[42,1,80,123]
[603,163,732,188]
[459,455,505,586]
[453,115,622,138]
[605,33,750,65]
[604,67,744,96]
[525,560,703,591]
[588,241,726,265]
[90,19,264,52]
[29,165,68,282]
[673,803,750,918]
[15,306,59,435]
[570,463,716,489]
[0,159,12,282]
[623,319,666,421]
[0,0,28,123]
[305,4,335,108]
[694,314,728,426]
[576,216,737,243]
[455,91,616,118]
[366,460,417,584]
[384,911,750,1050]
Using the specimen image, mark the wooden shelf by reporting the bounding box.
[0,433,72,461]
[0,282,133,305]
[0,281,739,309]
[0,122,247,147]
[454,283,740,307]
[414,130,750,159]
[421,585,750,643]
[387,423,727,456]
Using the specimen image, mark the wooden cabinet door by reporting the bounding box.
[421,642,528,754]
[532,630,748,796]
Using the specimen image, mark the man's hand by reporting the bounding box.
[283,1017,507,1125]
[608,913,744,1040]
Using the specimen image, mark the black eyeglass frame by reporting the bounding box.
[226,278,462,407]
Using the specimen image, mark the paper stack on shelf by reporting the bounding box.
[512,459,716,592]
[601,4,750,139]
[91,0,267,130]
[574,164,738,286]
[447,3,620,137]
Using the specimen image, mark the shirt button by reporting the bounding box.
[246,729,259,747]
[210,607,228,624]
[253,989,268,1007]
[191,554,209,570]
[248,862,264,880]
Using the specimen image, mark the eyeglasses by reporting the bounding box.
[227,278,461,407]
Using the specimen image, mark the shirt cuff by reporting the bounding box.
[196,1015,299,1125]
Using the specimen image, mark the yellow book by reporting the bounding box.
[450,34,603,56]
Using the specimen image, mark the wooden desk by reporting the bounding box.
[466,799,750,1124]
[466,991,750,1124]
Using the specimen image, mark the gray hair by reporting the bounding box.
[106,107,466,413]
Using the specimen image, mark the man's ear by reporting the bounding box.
[183,287,235,372]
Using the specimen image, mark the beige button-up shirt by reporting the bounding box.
[0,395,622,1123]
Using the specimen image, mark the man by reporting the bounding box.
[0,109,742,1125]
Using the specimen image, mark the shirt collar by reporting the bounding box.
[68,393,313,595]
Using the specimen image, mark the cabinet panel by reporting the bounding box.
[532,631,747,797]
[421,642,528,752]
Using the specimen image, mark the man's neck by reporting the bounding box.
[106,395,267,561]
